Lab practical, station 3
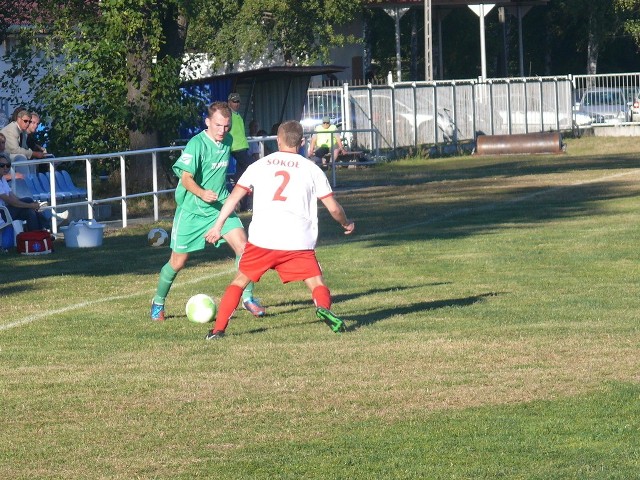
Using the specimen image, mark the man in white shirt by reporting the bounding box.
[203,120,355,340]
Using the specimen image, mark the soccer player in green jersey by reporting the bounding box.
[151,101,265,321]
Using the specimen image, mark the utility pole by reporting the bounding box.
[383,7,409,81]
[468,3,496,81]
[424,0,433,81]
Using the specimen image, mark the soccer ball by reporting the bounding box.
[148,228,169,247]
[185,294,217,324]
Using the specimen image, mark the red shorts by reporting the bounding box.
[239,243,323,283]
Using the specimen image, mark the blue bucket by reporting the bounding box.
[1,225,15,249]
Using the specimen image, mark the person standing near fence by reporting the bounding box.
[227,93,254,211]
[150,101,265,322]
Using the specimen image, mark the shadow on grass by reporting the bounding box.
[236,291,501,337]
[268,283,450,311]
[344,292,501,332]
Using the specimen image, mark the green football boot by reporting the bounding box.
[316,307,346,333]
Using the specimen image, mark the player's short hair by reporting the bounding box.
[278,120,303,148]
[207,101,231,119]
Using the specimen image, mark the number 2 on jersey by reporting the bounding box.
[273,170,290,201]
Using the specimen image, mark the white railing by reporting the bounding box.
[10,146,183,233]
[9,134,364,233]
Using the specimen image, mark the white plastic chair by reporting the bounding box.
[0,205,12,233]
[0,205,23,248]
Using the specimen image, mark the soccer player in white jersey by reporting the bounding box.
[203,120,355,339]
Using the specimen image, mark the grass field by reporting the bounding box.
[1,136,639,479]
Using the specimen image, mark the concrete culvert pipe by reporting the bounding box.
[475,132,564,155]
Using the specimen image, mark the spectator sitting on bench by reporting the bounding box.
[0,147,68,231]
[308,116,345,166]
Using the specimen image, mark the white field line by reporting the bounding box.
[355,169,640,240]
[3,169,639,332]
[0,267,235,332]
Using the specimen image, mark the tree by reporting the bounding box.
[551,0,622,74]
[189,0,362,69]
[616,0,640,46]
[0,0,363,187]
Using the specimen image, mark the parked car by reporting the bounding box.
[575,87,631,124]
[489,94,576,130]
[572,110,593,127]
[302,91,439,149]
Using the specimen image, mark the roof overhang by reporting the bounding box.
[181,65,346,87]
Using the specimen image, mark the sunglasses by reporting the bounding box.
[0,163,11,168]
[230,100,240,104]
[20,118,32,124]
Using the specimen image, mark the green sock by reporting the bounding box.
[153,263,177,305]
[236,255,255,301]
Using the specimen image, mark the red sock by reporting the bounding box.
[213,285,243,332]
[312,285,331,310]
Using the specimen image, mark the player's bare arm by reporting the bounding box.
[181,171,218,203]
[204,186,248,244]
[321,196,354,235]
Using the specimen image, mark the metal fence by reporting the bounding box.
[572,72,640,124]
[302,72,640,152]
[572,72,640,104]
[7,73,639,235]
[7,136,354,235]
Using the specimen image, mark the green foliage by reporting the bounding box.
[616,0,640,45]
[0,0,364,157]
[187,0,363,68]
[0,1,201,156]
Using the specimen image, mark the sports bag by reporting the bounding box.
[16,230,54,255]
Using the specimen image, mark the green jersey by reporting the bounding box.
[314,124,338,148]
[229,111,249,152]
[173,130,232,216]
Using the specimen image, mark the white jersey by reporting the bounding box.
[237,151,333,250]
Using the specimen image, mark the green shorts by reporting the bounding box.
[170,206,244,253]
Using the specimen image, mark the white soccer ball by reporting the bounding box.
[148,228,169,247]
[185,294,217,324]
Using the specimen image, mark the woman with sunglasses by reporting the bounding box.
[0,136,63,231]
